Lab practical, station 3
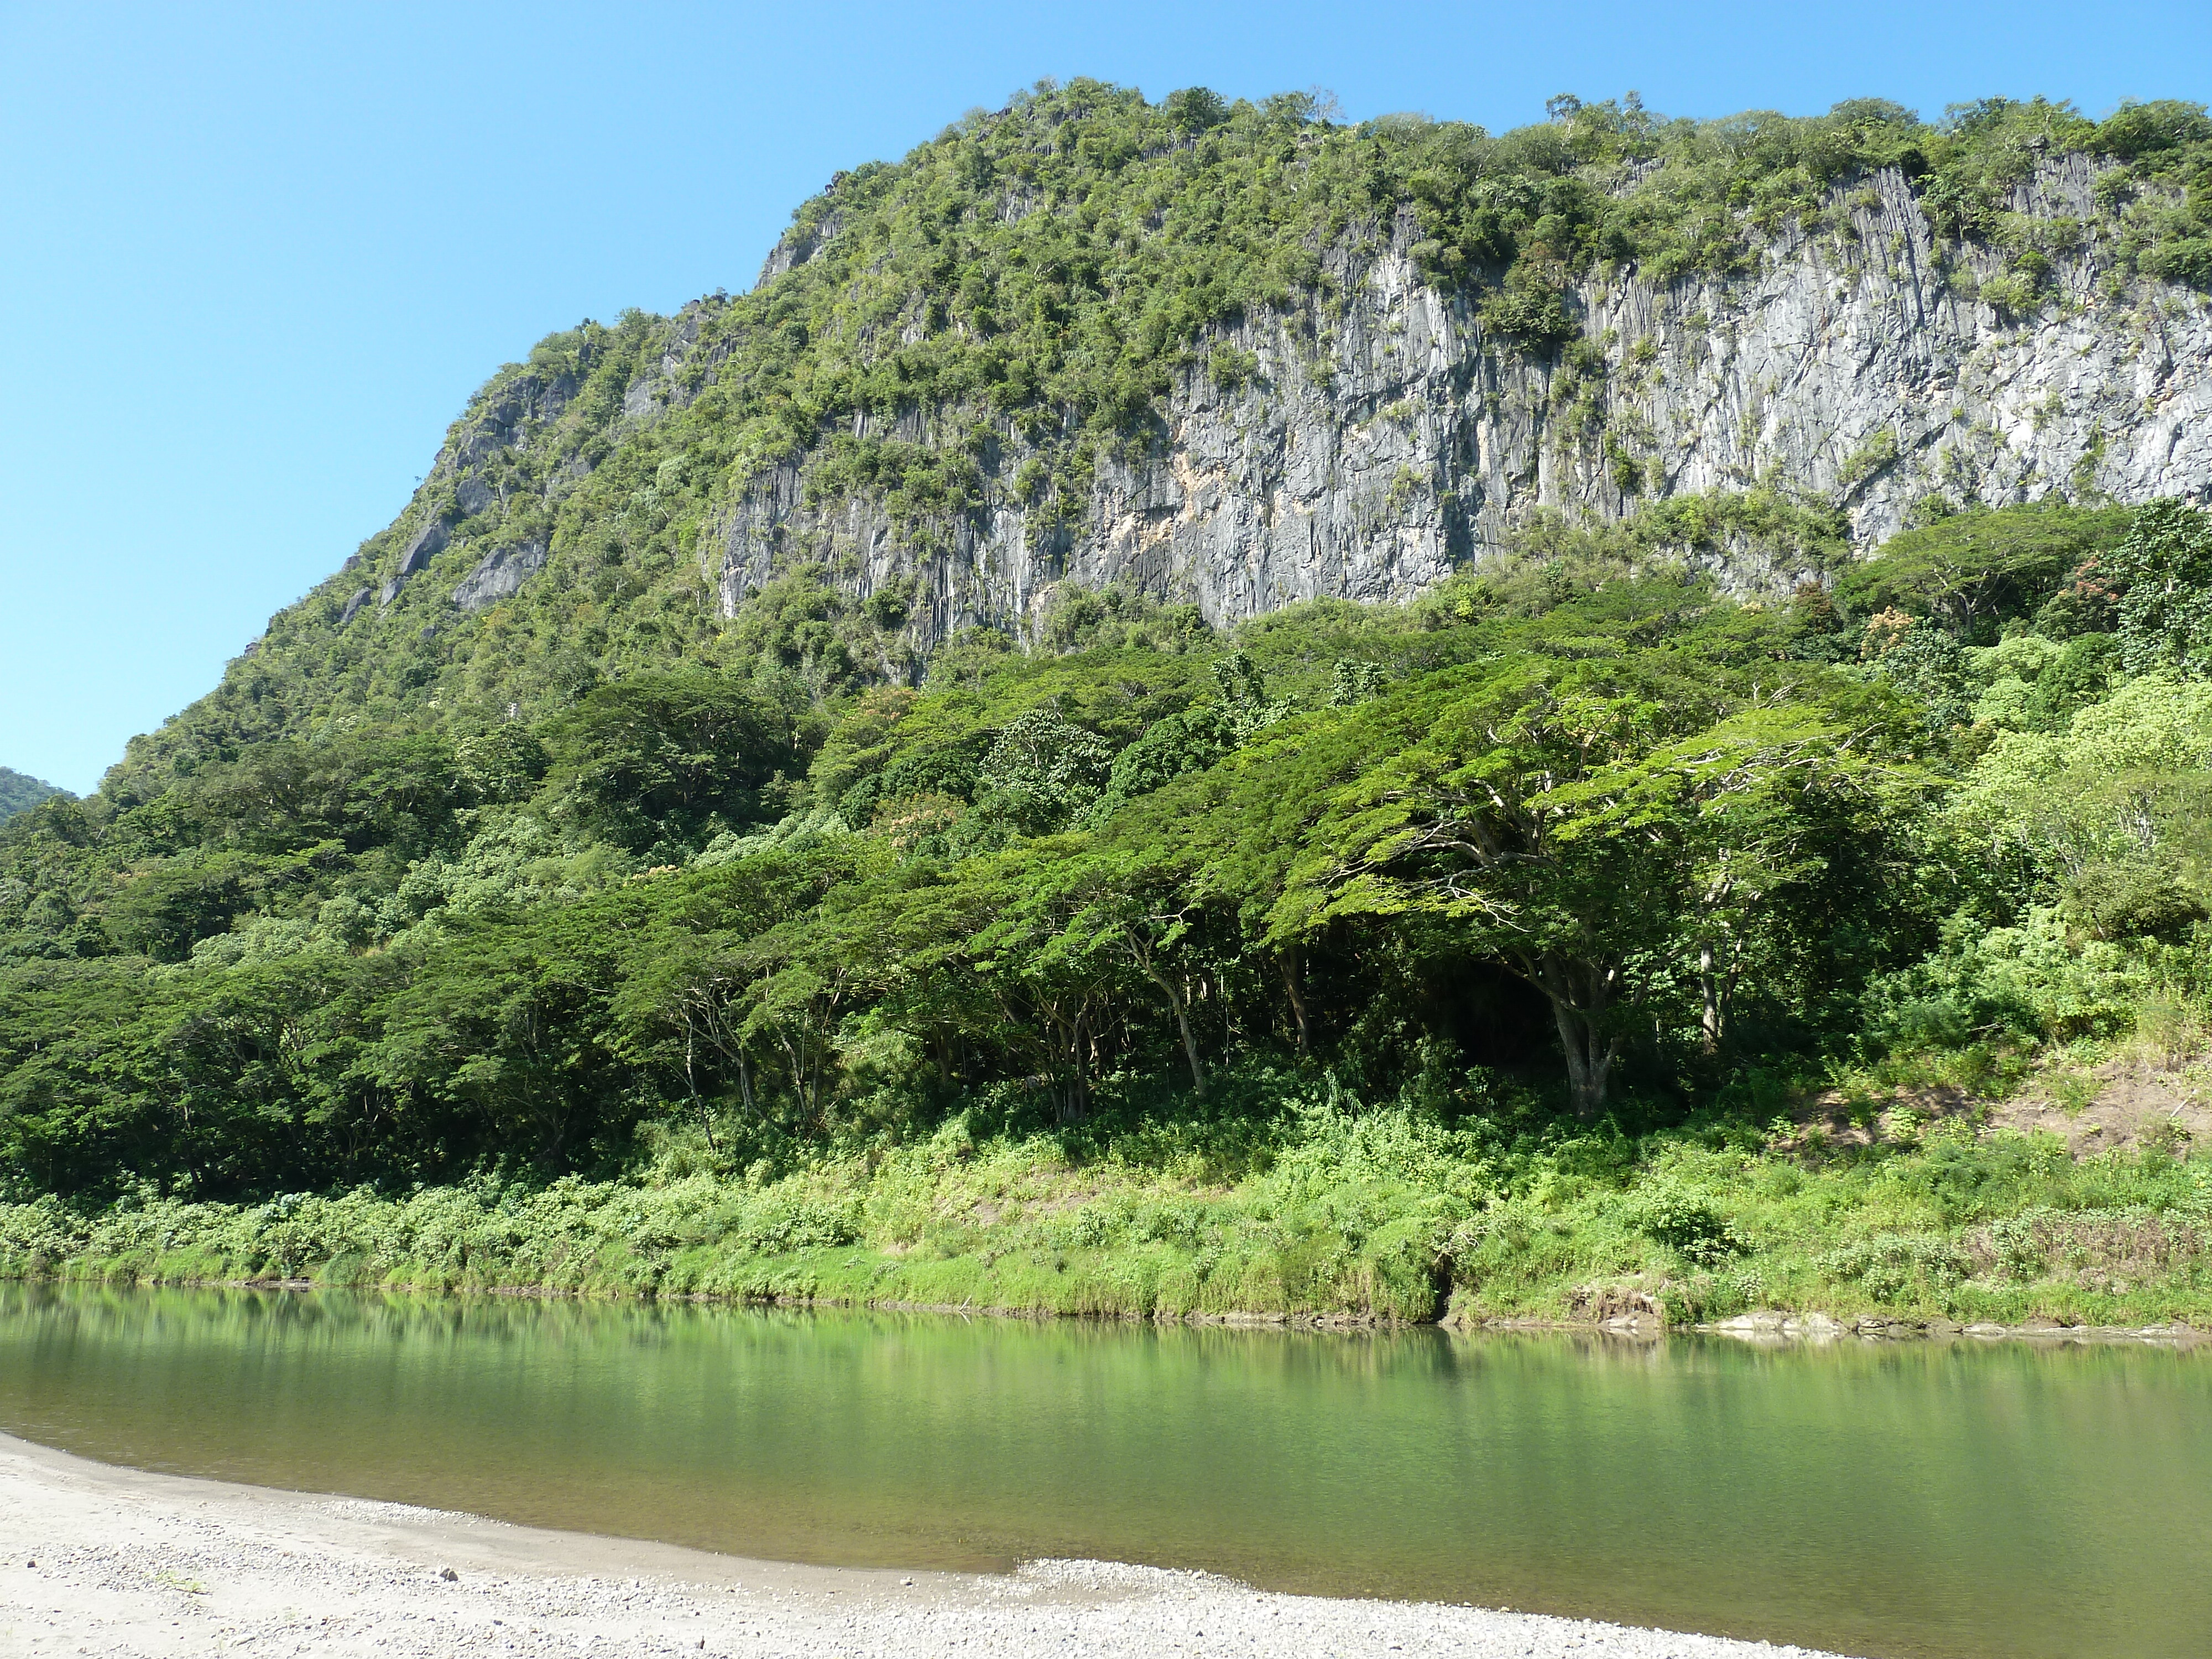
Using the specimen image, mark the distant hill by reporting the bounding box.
[0,768,67,825]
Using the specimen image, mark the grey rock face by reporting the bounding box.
[339,588,373,627]
[444,368,577,474]
[382,300,719,594]
[456,474,496,517]
[697,160,2211,649]
[451,542,549,612]
[397,519,450,577]
[756,210,844,288]
[379,518,452,606]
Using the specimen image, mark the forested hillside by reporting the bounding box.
[6,84,2212,1327]
[0,771,66,827]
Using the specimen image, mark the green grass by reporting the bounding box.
[7,1083,2208,1331]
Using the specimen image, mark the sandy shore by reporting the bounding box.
[0,1432,1848,1658]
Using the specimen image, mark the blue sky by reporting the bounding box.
[4,1,2208,794]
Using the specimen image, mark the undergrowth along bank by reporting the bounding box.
[8,1062,2209,1331]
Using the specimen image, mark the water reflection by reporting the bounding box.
[1,1284,2204,1659]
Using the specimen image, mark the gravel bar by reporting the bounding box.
[0,1432,1853,1657]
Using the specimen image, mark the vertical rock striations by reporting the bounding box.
[339,158,2207,676]
[697,159,2209,649]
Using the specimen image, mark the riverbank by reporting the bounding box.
[6,1076,2211,1332]
[0,1432,1843,1658]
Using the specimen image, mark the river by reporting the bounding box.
[0,1284,2204,1658]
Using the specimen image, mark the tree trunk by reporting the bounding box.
[1698,940,1723,1056]
[1550,998,1619,1119]
[684,1027,719,1154]
[1061,1010,1089,1125]
[1140,962,1207,1097]
[1280,945,1311,1057]
[1527,954,1621,1119]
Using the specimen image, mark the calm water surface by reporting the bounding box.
[0,1285,2205,1659]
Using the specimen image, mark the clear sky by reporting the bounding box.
[4,0,2208,794]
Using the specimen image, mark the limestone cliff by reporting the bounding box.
[685,156,2209,648]
[311,91,2212,717]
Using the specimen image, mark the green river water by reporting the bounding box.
[0,1284,2205,1658]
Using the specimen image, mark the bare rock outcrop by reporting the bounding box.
[357,161,2211,658]
[692,159,2210,651]
[451,543,548,613]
